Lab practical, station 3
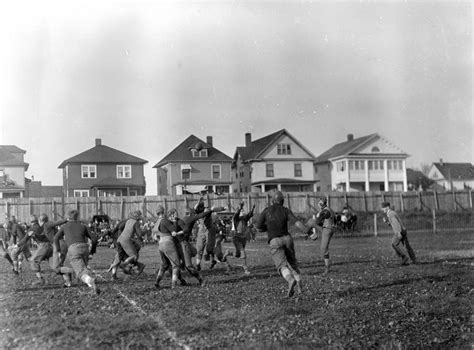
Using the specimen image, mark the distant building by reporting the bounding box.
[428,160,474,190]
[153,135,233,195]
[0,145,29,198]
[58,139,148,197]
[25,178,63,198]
[406,168,432,191]
[314,133,409,192]
[232,129,317,193]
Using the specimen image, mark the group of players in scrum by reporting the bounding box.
[0,191,416,298]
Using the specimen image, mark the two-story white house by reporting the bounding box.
[428,160,474,190]
[154,135,233,195]
[232,129,317,193]
[314,133,409,192]
[0,146,29,198]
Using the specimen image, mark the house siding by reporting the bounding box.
[64,163,145,197]
[162,161,232,195]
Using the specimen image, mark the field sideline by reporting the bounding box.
[1,231,473,349]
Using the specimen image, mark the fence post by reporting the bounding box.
[363,192,368,212]
[5,201,10,218]
[29,200,33,215]
[374,213,378,237]
[286,193,291,210]
[98,198,102,214]
[227,193,231,211]
[267,193,271,206]
[248,193,252,211]
[163,197,168,213]
[120,197,124,220]
[469,189,473,208]
[52,199,56,220]
[434,191,439,210]
[452,190,457,211]
[432,209,437,234]
[142,197,147,218]
[399,192,404,212]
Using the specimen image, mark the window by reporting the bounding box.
[277,144,292,155]
[212,164,221,179]
[336,161,345,172]
[387,161,392,170]
[129,190,138,196]
[182,169,191,180]
[266,163,274,177]
[192,149,208,158]
[294,163,302,177]
[0,169,4,177]
[74,190,89,197]
[380,161,384,170]
[81,165,96,178]
[314,166,318,173]
[349,161,354,171]
[117,165,132,179]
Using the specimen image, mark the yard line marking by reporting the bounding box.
[93,270,192,350]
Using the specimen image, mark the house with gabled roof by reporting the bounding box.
[314,133,409,192]
[0,145,29,198]
[58,139,148,197]
[232,129,317,193]
[153,135,233,196]
[427,160,474,190]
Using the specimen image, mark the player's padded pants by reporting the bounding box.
[320,228,334,259]
[392,232,416,262]
[269,235,300,275]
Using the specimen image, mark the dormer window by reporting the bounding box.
[277,144,292,155]
[192,149,208,158]
[371,146,380,153]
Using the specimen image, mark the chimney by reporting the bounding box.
[245,133,252,147]
[440,158,443,166]
[206,136,213,147]
[95,138,102,146]
[347,134,354,141]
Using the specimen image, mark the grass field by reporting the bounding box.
[1,231,473,349]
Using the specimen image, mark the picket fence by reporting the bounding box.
[1,190,473,223]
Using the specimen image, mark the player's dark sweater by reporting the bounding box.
[54,221,93,251]
[256,204,298,243]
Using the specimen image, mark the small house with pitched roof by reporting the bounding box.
[58,139,148,197]
[428,160,474,190]
[153,135,233,196]
[0,145,29,198]
[232,129,317,193]
[314,133,409,192]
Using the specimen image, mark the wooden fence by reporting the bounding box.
[0,190,473,223]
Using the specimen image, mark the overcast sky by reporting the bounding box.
[0,1,472,195]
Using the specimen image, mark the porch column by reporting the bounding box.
[365,160,370,191]
[213,185,216,193]
[384,160,389,191]
[345,160,350,192]
[402,160,408,192]
[261,184,265,192]
[277,184,282,191]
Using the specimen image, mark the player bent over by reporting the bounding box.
[54,210,99,294]
[8,219,32,274]
[381,202,417,265]
[256,191,308,298]
[117,211,146,276]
